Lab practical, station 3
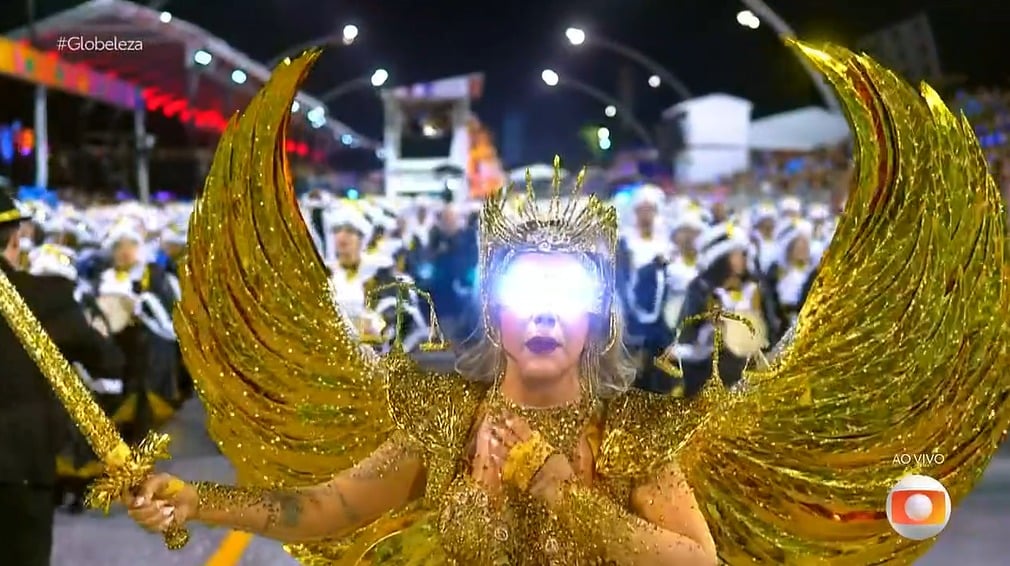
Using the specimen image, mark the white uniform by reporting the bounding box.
[773,263,814,326]
[664,254,698,327]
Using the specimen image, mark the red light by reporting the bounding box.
[179,109,192,122]
[285,140,296,153]
[296,142,308,156]
[163,99,187,117]
[146,93,173,111]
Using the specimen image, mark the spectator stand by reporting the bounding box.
[5,0,375,201]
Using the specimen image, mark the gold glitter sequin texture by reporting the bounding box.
[174,50,396,563]
[672,42,1010,564]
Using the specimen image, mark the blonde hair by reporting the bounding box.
[455,304,638,398]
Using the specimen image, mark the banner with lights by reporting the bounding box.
[0,37,139,110]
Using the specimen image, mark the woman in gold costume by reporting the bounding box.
[124,41,1010,565]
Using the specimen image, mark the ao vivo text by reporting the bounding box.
[893,453,946,466]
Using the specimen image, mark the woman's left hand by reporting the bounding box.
[491,413,576,505]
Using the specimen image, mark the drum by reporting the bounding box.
[722,311,768,357]
[96,295,135,334]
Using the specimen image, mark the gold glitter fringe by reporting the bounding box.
[674,41,1010,564]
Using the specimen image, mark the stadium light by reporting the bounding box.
[604,105,617,117]
[737,10,761,29]
[231,69,247,84]
[541,69,560,87]
[565,27,587,46]
[370,68,389,87]
[193,49,212,66]
[343,24,359,45]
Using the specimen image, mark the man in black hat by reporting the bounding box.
[0,189,123,565]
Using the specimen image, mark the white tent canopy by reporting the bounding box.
[749,106,851,151]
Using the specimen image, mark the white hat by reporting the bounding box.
[103,220,145,250]
[28,244,78,281]
[775,219,814,264]
[670,210,708,234]
[696,221,750,270]
[807,203,830,221]
[325,206,374,246]
[752,202,777,223]
[631,185,665,210]
[778,196,802,215]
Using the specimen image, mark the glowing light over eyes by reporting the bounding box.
[495,258,601,318]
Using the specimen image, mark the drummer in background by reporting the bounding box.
[325,208,387,344]
[749,202,779,274]
[616,184,676,393]
[95,221,181,445]
[672,221,779,397]
[765,220,816,335]
[664,207,707,330]
[806,202,833,263]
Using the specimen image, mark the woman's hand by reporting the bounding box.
[123,473,198,532]
[490,413,575,504]
[471,418,506,497]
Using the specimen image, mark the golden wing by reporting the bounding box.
[175,51,396,562]
[678,42,1010,564]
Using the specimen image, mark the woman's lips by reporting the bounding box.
[525,336,561,355]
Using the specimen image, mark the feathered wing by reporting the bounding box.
[175,51,398,562]
[677,42,1010,564]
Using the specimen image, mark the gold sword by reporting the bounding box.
[0,268,190,549]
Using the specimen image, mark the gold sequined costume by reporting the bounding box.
[175,42,1010,565]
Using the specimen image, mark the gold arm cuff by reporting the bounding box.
[502,431,555,491]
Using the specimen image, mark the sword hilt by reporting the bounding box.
[85,432,190,550]
[160,478,191,549]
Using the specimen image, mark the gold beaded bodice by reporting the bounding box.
[431,384,636,565]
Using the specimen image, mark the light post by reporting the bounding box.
[737,0,840,112]
[564,26,691,101]
[266,24,359,68]
[541,69,655,147]
[318,68,389,103]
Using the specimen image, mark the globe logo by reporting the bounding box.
[886,474,951,540]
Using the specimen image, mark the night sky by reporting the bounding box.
[3,0,1009,166]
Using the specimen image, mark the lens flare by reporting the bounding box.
[495,258,601,318]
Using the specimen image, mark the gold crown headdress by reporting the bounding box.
[478,155,618,262]
[477,156,621,348]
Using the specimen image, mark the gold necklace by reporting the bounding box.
[486,376,598,456]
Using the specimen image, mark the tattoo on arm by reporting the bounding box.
[264,492,305,530]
